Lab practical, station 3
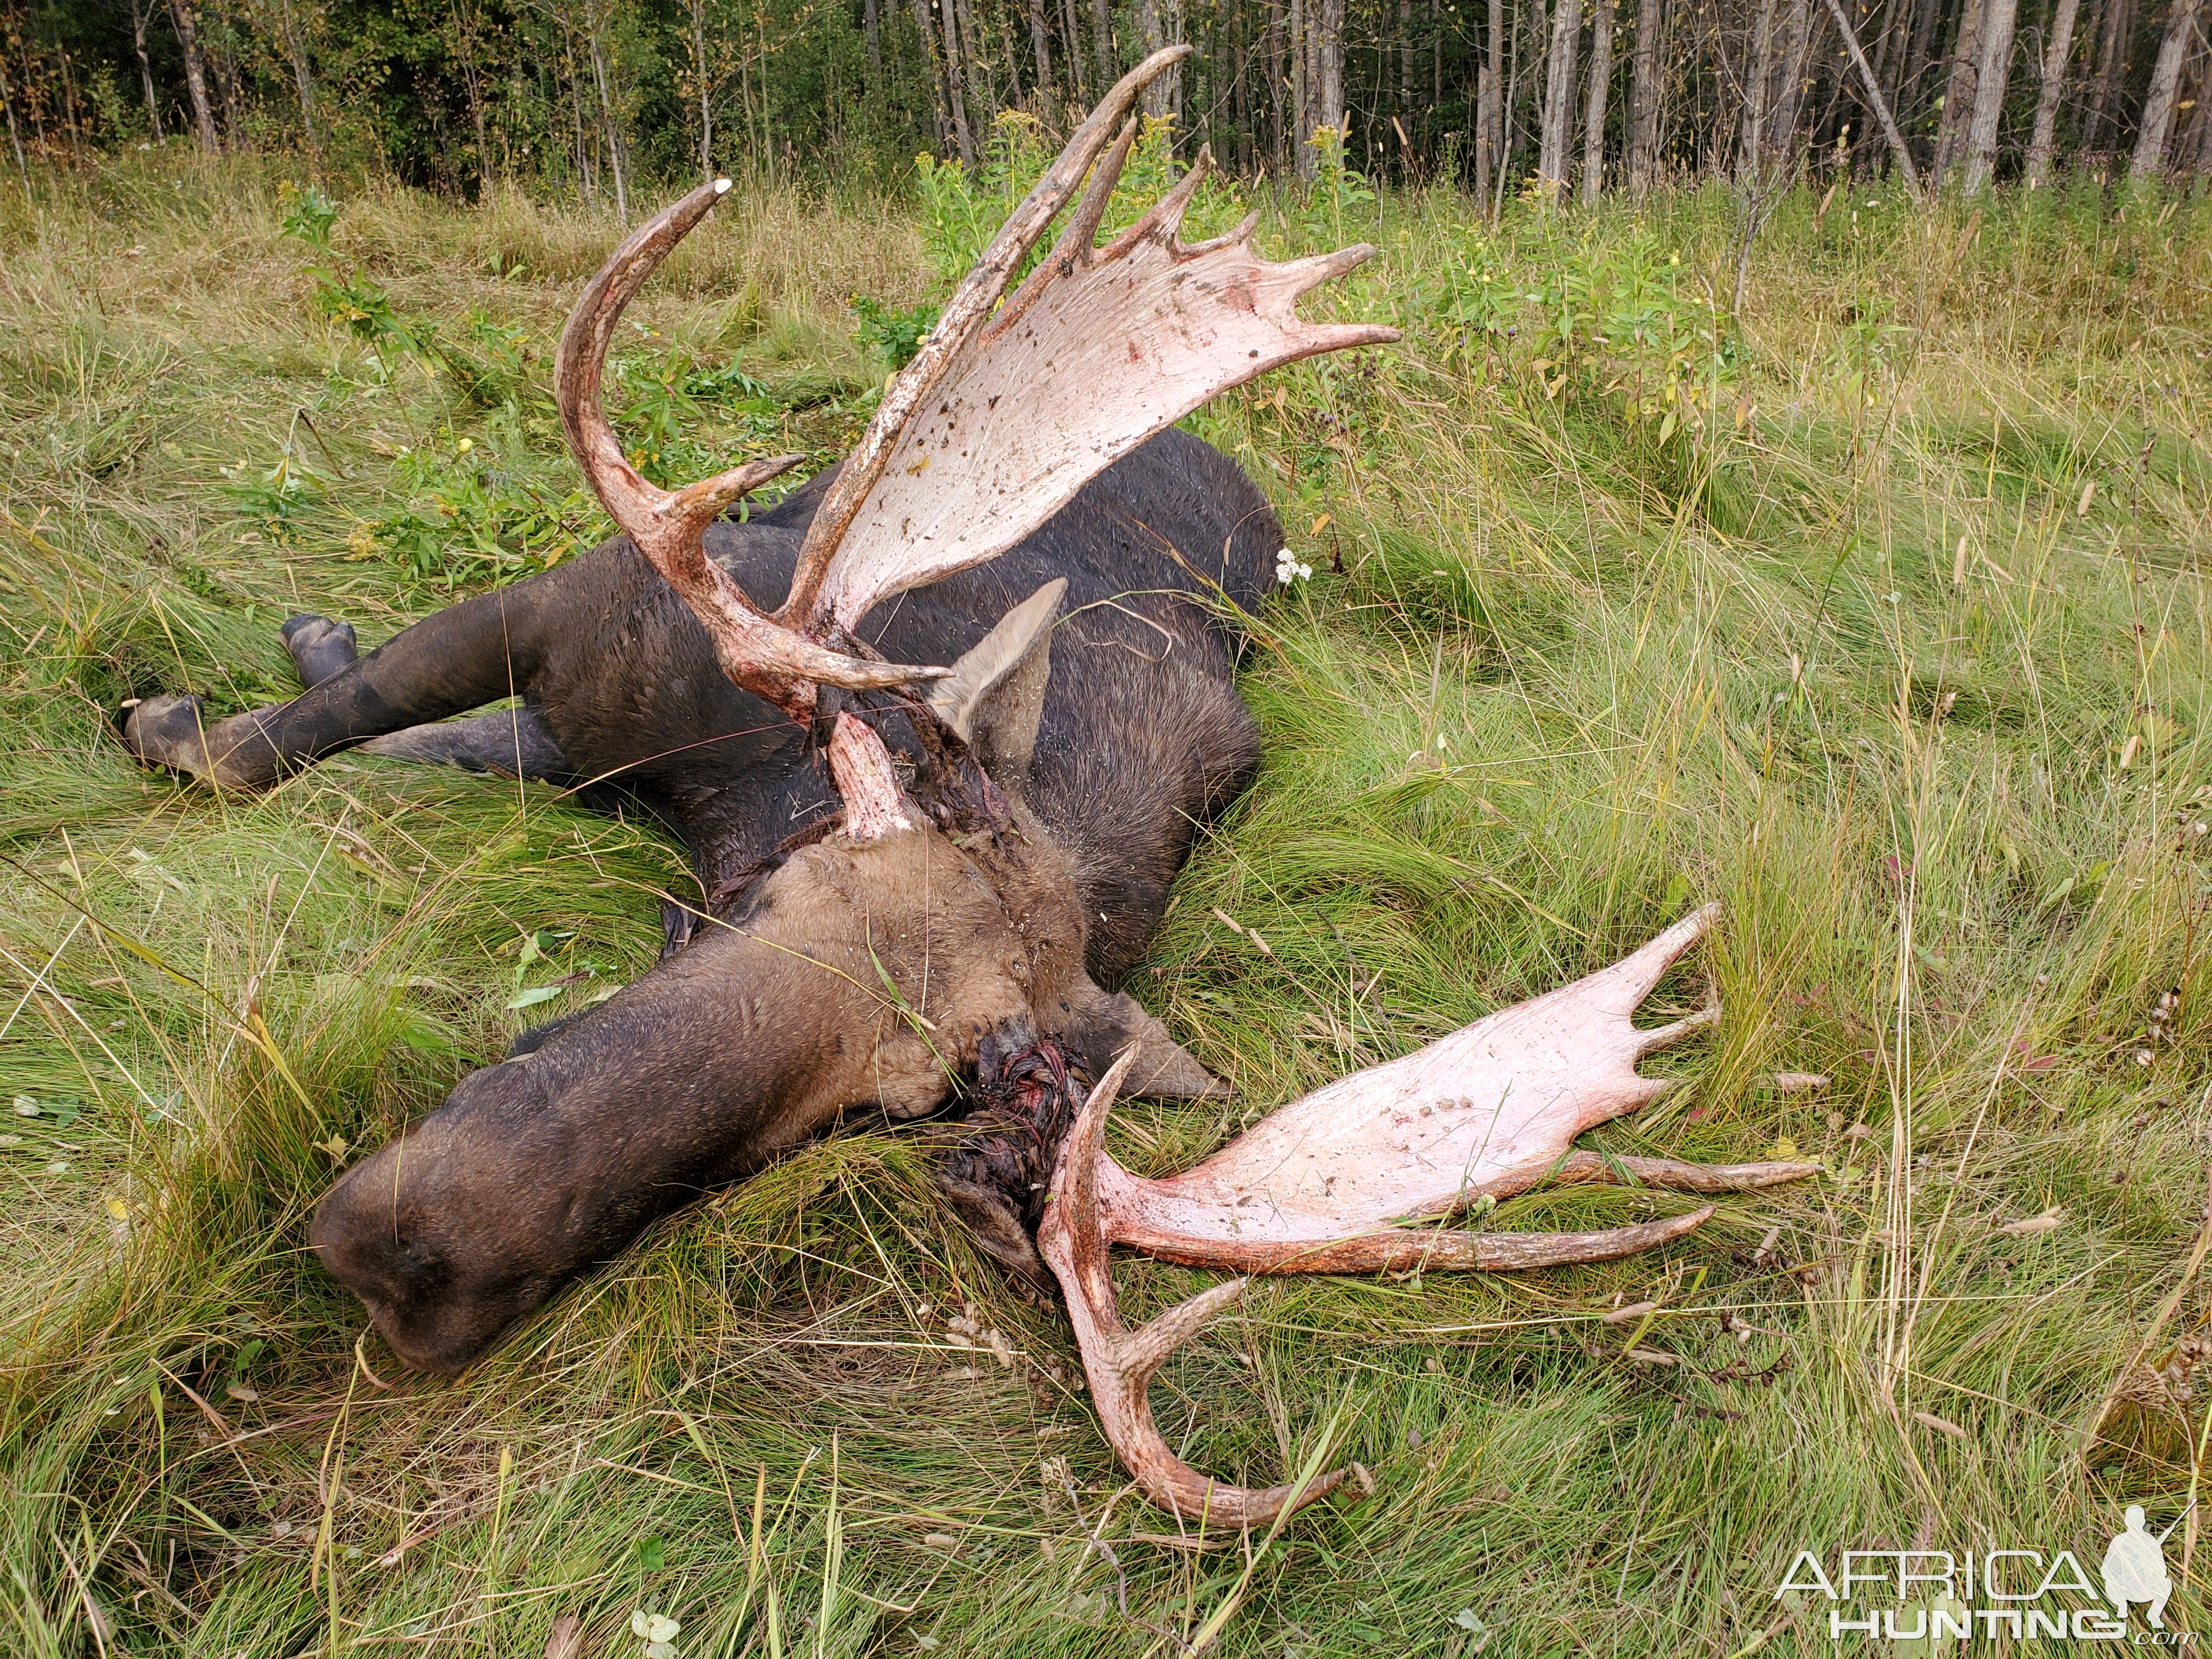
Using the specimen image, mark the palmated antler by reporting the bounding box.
[1038,905,1818,1527]
[553,46,1396,776]
[778,65,1401,634]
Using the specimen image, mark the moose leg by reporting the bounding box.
[359,708,572,781]
[123,584,554,787]
[280,613,360,687]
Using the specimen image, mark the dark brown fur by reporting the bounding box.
[125,431,1276,1371]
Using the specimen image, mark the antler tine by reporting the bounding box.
[554,179,804,559]
[992,116,1139,336]
[555,179,952,719]
[778,45,1195,631]
[1039,1049,1353,1530]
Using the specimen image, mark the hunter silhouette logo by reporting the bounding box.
[2102,1505,2178,1628]
[1774,1506,2203,1643]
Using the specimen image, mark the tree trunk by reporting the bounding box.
[1316,0,1346,132]
[586,13,629,221]
[276,0,322,171]
[2024,0,2084,181]
[1028,0,1055,121]
[2130,0,2204,172]
[1538,0,1584,195]
[458,9,492,191]
[1822,0,1923,183]
[1476,0,1505,198]
[687,0,714,178]
[1232,0,1250,166]
[1400,0,1414,139]
[168,0,221,153]
[1958,0,2019,188]
[942,0,976,164]
[1091,0,1115,91]
[130,0,164,143]
[1935,0,1989,176]
[1740,0,1777,178]
[1901,0,1946,121]
[2182,36,2212,169]
[1137,0,1170,114]
[1581,0,1615,199]
[2083,0,2134,154]
[1769,0,1820,161]
[1265,0,1286,172]
[1624,0,1663,192]
[1060,0,1086,101]
[911,0,950,153]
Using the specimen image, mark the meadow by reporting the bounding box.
[1,142,2208,1656]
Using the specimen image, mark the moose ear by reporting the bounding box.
[927,578,1066,783]
[1058,977,1233,1101]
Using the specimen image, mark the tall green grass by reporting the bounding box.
[1,148,2209,1656]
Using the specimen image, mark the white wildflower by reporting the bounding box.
[631,1610,681,1659]
[1274,547,1312,585]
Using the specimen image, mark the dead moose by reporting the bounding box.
[122,50,1815,1526]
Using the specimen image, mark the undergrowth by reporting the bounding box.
[0,146,2208,1657]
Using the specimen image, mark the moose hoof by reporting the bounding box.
[121,693,222,778]
[121,693,279,786]
[281,613,359,688]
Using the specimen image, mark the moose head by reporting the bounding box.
[301,48,1815,1530]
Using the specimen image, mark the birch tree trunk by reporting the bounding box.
[1768,0,1819,160]
[2082,0,2133,155]
[276,0,323,171]
[1027,0,1055,121]
[168,0,221,153]
[1740,0,1777,178]
[1059,0,1085,101]
[131,0,164,142]
[1316,0,1346,133]
[1475,0,1505,199]
[941,0,976,164]
[1822,0,1923,184]
[2023,0,2084,182]
[1958,0,2019,189]
[910,0,949,152]
[1934,0,1988,176]
[1538,0,1584,195]
[1581,0,1615,200]
[586,11,629,220]
[1137,0,1171,115]
[1091,0,1114,93]
[1624,0,1663,193]
[2129,0,2205,173]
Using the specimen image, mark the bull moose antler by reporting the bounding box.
[554,44,1395,821]
[1038,905,1819,1528]
[549,61,1816,1536]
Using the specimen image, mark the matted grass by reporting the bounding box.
[1,149,2209,1657]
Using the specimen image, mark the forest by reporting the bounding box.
[16,0,2212,202]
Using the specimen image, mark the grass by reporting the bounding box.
[0,144,2209,1656]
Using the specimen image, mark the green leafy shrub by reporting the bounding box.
[850,295,939,371]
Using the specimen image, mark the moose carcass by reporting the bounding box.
[122,49,1815,1527]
